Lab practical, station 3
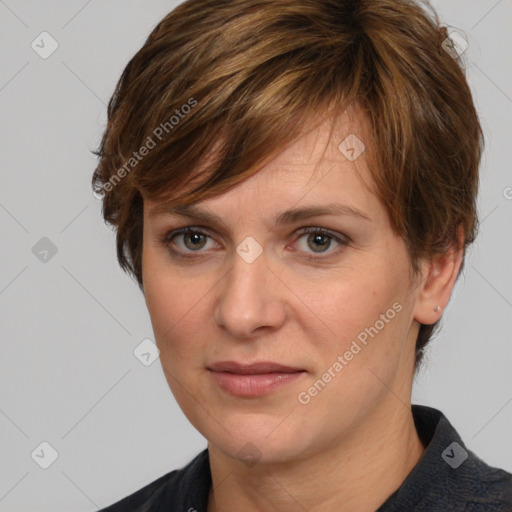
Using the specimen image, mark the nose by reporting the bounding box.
[213,244,286,339]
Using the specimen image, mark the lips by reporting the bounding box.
[207,361,304,374]
[207,361,306,397]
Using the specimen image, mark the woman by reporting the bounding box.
[92,0,512,510]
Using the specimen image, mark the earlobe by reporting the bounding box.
[413,228,464,325]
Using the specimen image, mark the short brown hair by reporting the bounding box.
[92,0,483,370]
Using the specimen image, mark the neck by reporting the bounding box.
[207,400,425,512]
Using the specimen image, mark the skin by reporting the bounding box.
[141,109,463,512]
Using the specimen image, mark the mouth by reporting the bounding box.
[207,361,306,397]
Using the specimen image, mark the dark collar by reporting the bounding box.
[378,405,511,511]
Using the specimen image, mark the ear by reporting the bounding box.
[413,226,464,325]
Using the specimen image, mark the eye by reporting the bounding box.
[293,227,349,257]
[159,226,349,259]
[161,227,215,255]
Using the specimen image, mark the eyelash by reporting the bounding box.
[159,226,350,260]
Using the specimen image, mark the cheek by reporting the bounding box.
[301,260,412,392]
[143,260,215,366]
[308,272,404,342]
[145,277,192,338]
[143,241,193,332]
[294,282,410,425]
[142,259,219,427]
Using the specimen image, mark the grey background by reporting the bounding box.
[0,0,510,510]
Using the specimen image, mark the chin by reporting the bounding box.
[200,411,318,466]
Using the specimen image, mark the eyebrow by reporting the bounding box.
[149,202,371,225]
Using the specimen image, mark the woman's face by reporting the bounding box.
[142,113,424,465]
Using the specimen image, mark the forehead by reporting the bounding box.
[259,107,372,178]
[144,106,377,216]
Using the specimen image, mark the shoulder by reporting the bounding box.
[379,405,512,512]
[459,452,512,512]
[423,406,512,511]
[97,449,211,511]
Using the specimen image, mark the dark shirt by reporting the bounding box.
[98,405,512,511]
